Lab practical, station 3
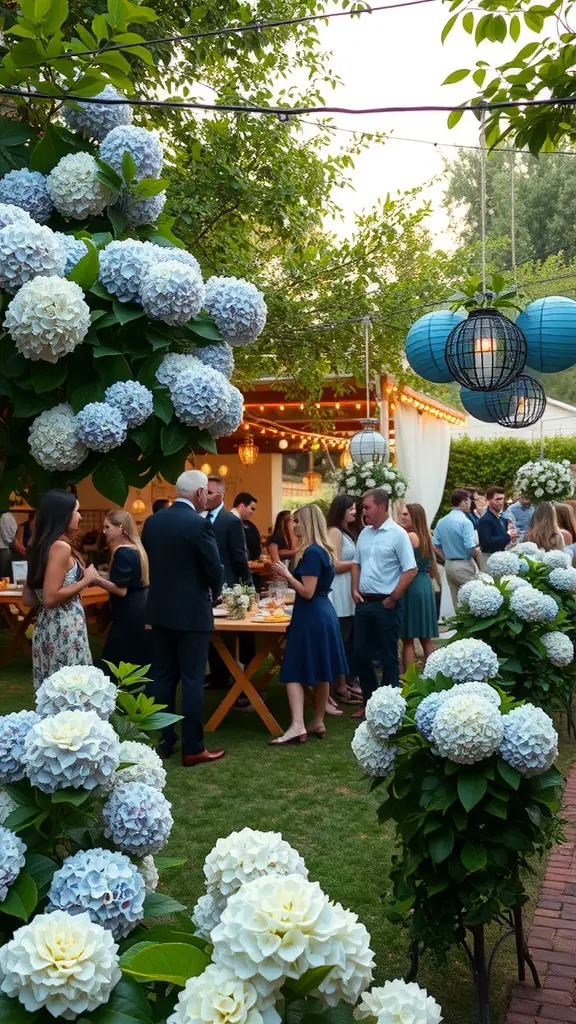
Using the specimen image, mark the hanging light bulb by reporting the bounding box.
[132,495,146,514]
[200,463,212,475]
[278,438,288,450]
[340,448,352,469]
[238,434,259,466]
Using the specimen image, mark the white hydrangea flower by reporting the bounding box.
[542,550,573,569]
[0,786,16,824]
[0,220,64,293]
[0,910,121,1020]
[140,260,205,325]
[192,892,221,941]
[112,740,167,790]
[36,665,116,719]
[510,585,559,623]
[24,710,120,792]
[29,403,88,472]
[501,575,531,593]
[548,567,576,593]
[467,585,504,617]
[155,352,203,390]
[47,153,116,219]
[54,233,89,275]
[486,551,521,578]
[432,694,503,764]
[541,631,574,667]
[457,580,486,609]
[187,342,234,379]
[211,381,244,438]
[138,855,159,893]
[365,686,406,740]
[499,704,558,777]
[211,874,374,1005]
[446,681,501,706]
[0,202,32,229]
[75,402,128,453]
[426,639,499,682]
[514,541,541,558]
[351,721,397,777]
[421,647,448,680]
[203,828,308,919]
[5,277,90,363]
[312,902,375,1006]
[354,980,442,1024]
[167,964,280,1024]
[98,238,157,304]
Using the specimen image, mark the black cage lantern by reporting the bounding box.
[493,374,546,429]
[445,307,527,391]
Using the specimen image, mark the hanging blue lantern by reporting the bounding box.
[460,387,503,423]
[516,296,576,373]
[461,375,546,428]
[405,310,465,383]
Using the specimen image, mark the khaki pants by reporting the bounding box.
[445,558,478,610]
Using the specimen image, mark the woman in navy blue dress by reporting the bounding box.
[269,504,347,745]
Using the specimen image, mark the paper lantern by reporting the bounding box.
[516,296,576,373]
[349,418,387,464]
[460,387,501,423]
[405,310,465,383]
[461,375,546,429]
[445,308,527,391]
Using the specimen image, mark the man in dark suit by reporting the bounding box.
[142,469,225,766]
[206,476,251,586]
[477,483,519,570]
[232,492,261,560]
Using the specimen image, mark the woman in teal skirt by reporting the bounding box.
[399,503,439,671]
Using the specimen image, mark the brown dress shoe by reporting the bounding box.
[181,749,225,767]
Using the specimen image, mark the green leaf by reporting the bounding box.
[161,420,191,457]
[92,459,129,506]
[68,239,99,290]
[284,965,335,996]
[119,941,208,986]
[510,13,520,41]
[138,352,165,388]
[25,853,57,889]
[196,428,217,454]
[0,992,34,1022]
[51,788,92,806]
[142,891,187,917]
[186,319,222,341]
[30,359,67,394]
[154,856,187,871]
[1,873,37,921]
[442,68,470,85]
[132,177,169,198]
[42,0,69,35]
[153,389,173,425]
[524,10,544,31]
[108,205,129,239]
[0,117,36,148]
[70,380,105,413]
[3,804,43,831]
[462,11,474,33]
[122,150,138,187]
[461,842,487,872]
[497,759,521,790]
[447,108,465,129]
[30,123,78,174]
[113,302,145,325]
[457,772,487,811]
[95,353,132,386]
[485,798,508,819]
[138,711,182,731]
[84,976,152,1024]
[429,827,454,863]
[130,417,156,453]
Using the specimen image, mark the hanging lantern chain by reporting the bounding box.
[480,105,488,298]
[510,148,518,291]
[364,316,372,419]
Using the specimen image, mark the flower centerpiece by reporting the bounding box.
[515,458,574,504]
[221,583,257,619]
[336,460,408,501]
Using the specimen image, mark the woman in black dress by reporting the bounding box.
[95,510,152,670]
[266,511,297,566]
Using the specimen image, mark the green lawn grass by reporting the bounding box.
[1,639,574,1024]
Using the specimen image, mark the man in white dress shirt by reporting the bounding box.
[351,488,417,706]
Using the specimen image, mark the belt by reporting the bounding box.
[446,557,473,562]
[360,593,391,602]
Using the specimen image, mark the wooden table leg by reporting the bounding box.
[205,633,283,736]
[0,605,36,667]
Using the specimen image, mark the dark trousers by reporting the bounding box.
[147,626,210,756]
[353,601,401,702]
[338,615,355,684]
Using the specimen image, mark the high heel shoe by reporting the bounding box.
[268,733,307,746]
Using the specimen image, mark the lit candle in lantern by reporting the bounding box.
[474,335,497,385]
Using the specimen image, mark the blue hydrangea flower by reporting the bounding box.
[115,190,166,226]
[204,276,267,346]
[415,691,450,741]
[140,261,205,325]
[98,239,156,304]
[467,585,504,618]
[0,824,26,901]
[152,247,201,276]
[24,710,120,793]
[171,366,230,429]
[541,631,574,667]
[542,550,572,570]
[76,402,128,453]
[62,86,133,141]
[499,704,558,776]
[432,694,503,765]
[0,202,32,229]
[517,557,531,575]
[351,721,397,777]
[54,233,89,275]
[188,342,234,379]
[0,220,64,293]
[486,551,521,578]
[365,686,406,740]
[104,381,153,428]
[510,585,560,623]
[548,567,576,593]
[211,382,243,438]
[0,169,53,223]
[102,781,173,856]
[100,125,163,180]
[36,665,117,719]
[0,710,39,783]
[155,352,202,390]
[47,848,145,939]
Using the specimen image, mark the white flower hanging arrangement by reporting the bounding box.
[336,460,408,501]
[515,458,574,504]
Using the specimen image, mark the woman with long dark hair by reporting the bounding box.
[399,502,440,671]
[25,490,99,688]
[326,494,362,706]
[266,510,297,565]
[95,510,152,670]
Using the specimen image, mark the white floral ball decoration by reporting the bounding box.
[5,276,90,363]
[36,665,117,719]
[102,781,173,856]
[548,567,576,593]
[0,786,16,824]
[63,85,133,140]
[112,740,167,791]
[423,639,499,683]
[432,693,503,765]
[29,403,88,472]
[100,125,163,180]
[0,220,64,293]
[0,168,53,223]
[351,721,397,777]
[155,352,202,390]
[75,402,128,453]
[47,152,116,220]
[138,855,159,893]
[354,981,442,1024]
[509,585,559,623]
[499,704,558,777]
[486,551,521,578]
[541,549,572,570]
[541,631,574,667]
[167,964,279,1024]
[140,260,205,326]
[0,823,26,900]
[211,873,374,1006]
[204,275,267,346]
[467,584,504,618]
[336,460,408,502]
[171,366,230,430]
[23,710,119,793]
[365,686,406,740]
[0,909,121,1020]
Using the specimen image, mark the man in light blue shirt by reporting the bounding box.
[351,488,417,704]
[506,496,534,541]
[433,488,480,608]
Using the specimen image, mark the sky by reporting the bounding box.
[300,1,519,248]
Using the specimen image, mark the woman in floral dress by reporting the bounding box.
[24,490,99,688]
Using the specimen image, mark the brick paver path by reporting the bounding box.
[508,765,576,1024]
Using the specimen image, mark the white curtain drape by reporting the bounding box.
[394,403,451,523]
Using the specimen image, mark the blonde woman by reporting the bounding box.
[525,502,566,551]
[95,510,152,671]
[269,503,347,745]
